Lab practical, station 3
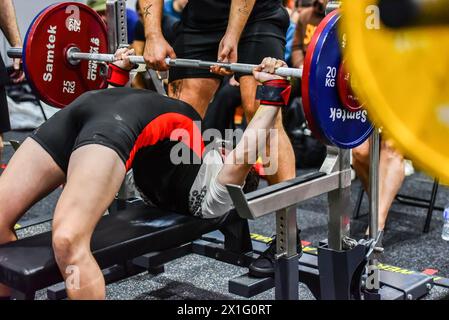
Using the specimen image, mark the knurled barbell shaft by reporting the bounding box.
[69,50,145,65]
[7,47,303,79]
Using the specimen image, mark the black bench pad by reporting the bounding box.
[0,205,229,293]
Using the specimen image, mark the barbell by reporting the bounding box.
[7,48,303,79]
[9,2,372,150]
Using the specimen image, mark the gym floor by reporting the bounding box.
[3,130,449,300]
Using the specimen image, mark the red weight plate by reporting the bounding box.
[301,10,339,144]
[337,61,363,112]
[23,2,108,108]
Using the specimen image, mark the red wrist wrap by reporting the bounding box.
[107,64,130,87]
[258,79,292,107]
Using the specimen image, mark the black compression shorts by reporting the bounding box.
[31,88,204,213]
[169,7,290,82]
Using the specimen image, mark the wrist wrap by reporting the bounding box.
[256,79,292,106]
[107,64,130,87]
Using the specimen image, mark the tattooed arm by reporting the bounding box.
[139,0,176,71]
[0,0,21,47]
[217,0,256,63]
[0,0,24,83]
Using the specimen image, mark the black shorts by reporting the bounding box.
[169,7,290,82]
[31,88,203,213]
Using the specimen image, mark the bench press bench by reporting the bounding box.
[0,172,326,300]
[0,204,247,300]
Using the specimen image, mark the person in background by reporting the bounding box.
[352,139,405,239]
[287,0,326,112]
[126,7,139,43]
[87,0,139,43]
[0,0,25,165]
[164,0,189,21]
[283,0,298,66]
[291,0,326,69]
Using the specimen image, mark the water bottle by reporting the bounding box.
[442,206,449,241]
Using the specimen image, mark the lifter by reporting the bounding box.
[0,50,291,300]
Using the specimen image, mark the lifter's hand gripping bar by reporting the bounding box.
[7,47,303,78]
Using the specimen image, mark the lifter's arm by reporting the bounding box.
[139,0,176,71]
[217,58,289,187]
[217,0,256,63]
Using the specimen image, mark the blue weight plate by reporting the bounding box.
[307,12,373,149]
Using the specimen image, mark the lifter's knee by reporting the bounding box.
[52,227,88,269]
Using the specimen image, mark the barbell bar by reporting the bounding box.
[7,47,303,79]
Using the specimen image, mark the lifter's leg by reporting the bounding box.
[239,75,296,183]
[0,138,65,297]
[51,145,125,300]
[168,78,221,118]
